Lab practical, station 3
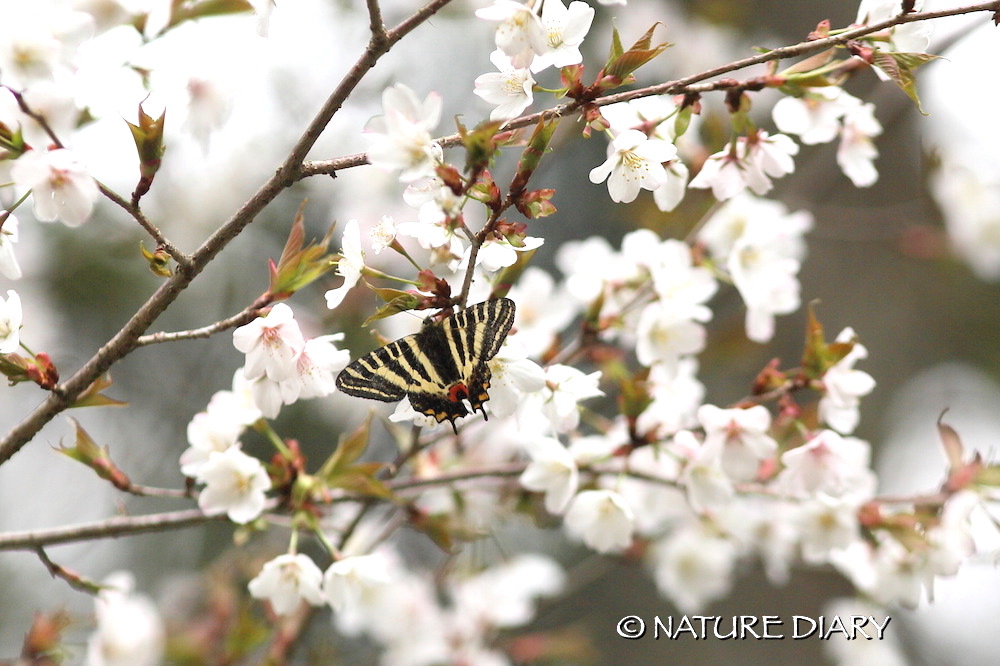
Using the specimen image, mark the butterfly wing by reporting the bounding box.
[336,298,516,432]
[335,336,417,403]
[433,297,515,417]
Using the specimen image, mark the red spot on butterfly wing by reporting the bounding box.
[448,383,470,403]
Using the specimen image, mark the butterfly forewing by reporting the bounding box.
[336,298,516,431]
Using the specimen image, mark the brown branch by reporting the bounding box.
[0,509,223,550]
[97,182,189,267]
[35,547,102,594]
[366,0,389,45]
[299,0,1000,180]
[7,88,64,149]
[135,301,270,347]
[0,0,458,466]
[386,461,527,491]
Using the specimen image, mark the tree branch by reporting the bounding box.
[0,0,458,466]
[135,301,269,347]
[299,0,1000,180]
[0,509,223,550]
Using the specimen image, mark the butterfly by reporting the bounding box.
[336,298,516,433]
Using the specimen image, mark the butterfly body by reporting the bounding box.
[336,298,515,432]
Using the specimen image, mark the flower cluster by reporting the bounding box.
[231,303,349,418]
[249,549,562,663]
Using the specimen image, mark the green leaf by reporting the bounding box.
[673,104,694,139]
[604,23,672,81]
[362,288,422,326]
[937,415,965,470]
[166,0,254,30]
[318,414,373,479]
[71,374,127,408]
[328,467,394,500]
[459,118,503,173]
[975,463,1000,487]
[871,51,942,115]
[510,118,558,196]
[268,202,337,297]
[608,23,625,62]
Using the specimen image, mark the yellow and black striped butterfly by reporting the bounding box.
[336,298,515,433]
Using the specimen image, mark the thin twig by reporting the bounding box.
[35,546,102,594]
[120,483,193,499]
[0,509,222,550]
[386,461,527,492]
[97,183,189,267]
[135,302,269,347]
[8,88,64,149]
[366,0,389,44]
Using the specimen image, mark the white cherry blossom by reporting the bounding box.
[475,0,549,69]
[196,447,271,524]
[590,129,677,203]
[474,49,535,121]
[635,301,706,370]
[777,429,878,499]
[466,234,544,272]
[857,0,932,53]
[233,302,304,382]
[653,160,690,211]
[520,437,579,514]
[449,555,565,628]
[687,144,749,200]
[248,553,326,616]
[0,213,20,279]
[600,95,679,140]
[772,87,852,145]
[325,219,365,309]
[689,131,798,200]
[563,489,635,553]
[505,267,578,358]
[11,149,99,227]
[797,494,863,564]
[0,5,94,88]
[698,404,777,482]
[365,83,442,182]
[651,524,738,612]
[483,342,546,419]
[698,194,812,342]
[179,410,244,477]
[636,359,705,437]
[323,553,392,612]
[677,430,735,513]
[530,0,595,73]
[538,364,603,433]
[279,334,351,403]
[837,100,882,187]
[85,572,164,666]
[819,328,876,434]
[369,215,397,254]
[931,161,1000,281]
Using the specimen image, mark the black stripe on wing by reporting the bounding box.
[335,338,414,402]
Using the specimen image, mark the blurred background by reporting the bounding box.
[2,0,1000,663]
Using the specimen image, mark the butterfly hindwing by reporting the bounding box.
[336,298,516,432]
